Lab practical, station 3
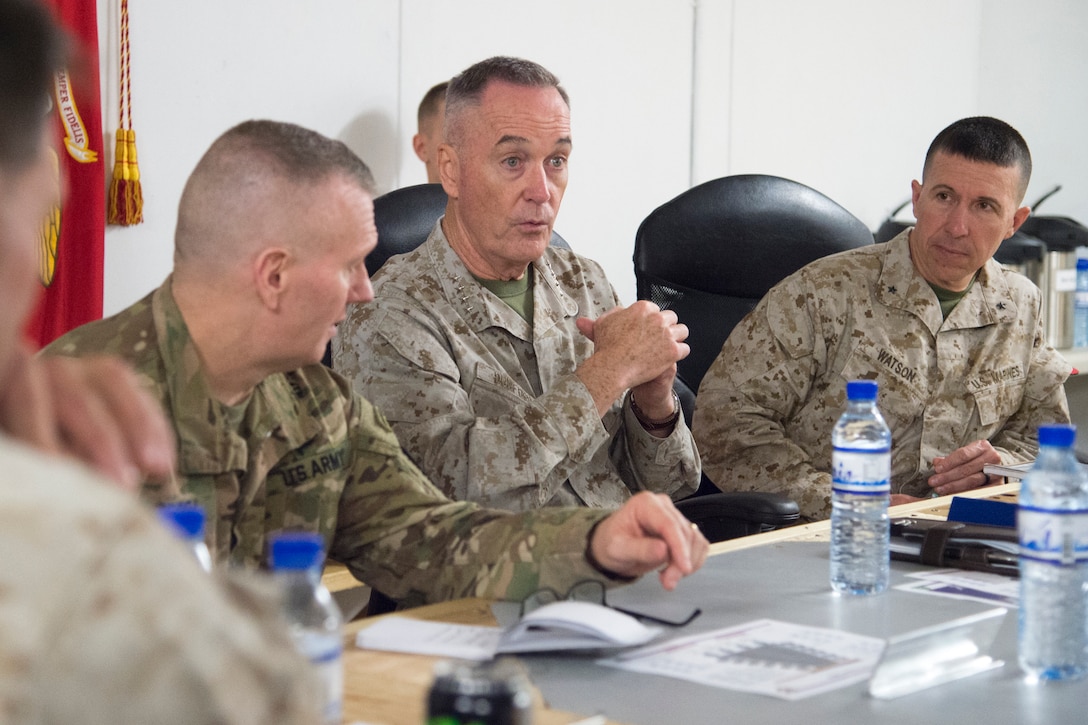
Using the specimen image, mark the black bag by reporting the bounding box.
[889,518,1019,577]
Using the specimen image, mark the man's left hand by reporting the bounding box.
[928,439,1003,496]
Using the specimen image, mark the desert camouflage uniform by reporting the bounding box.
[0,434,319,725]
[332,222,700,512]
[45,280,612,608]
[694,229,1070,520]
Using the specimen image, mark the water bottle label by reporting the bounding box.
[1018,507,1088,566]
[832,449,891,495]
[315,652,343,723]
[300,637,343,724]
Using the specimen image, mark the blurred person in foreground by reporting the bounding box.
[334,56,700,513]
[694,116,1070,521]
[0,1,321,722]
[45,116,708,609]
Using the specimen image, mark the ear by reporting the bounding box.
[437,143,458,198]
[253,247,290,311]
[1010,205,1031,236]
[910,179,923,220]
[412,133,427,163]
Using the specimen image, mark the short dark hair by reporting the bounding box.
[175,120,376,262]
[206,120,375,194]
[0,0,67,169]
[416,81,449,128]
[923,116,1032,199]
[445,56,569,145]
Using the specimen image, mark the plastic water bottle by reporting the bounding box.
[830,379,891,595]
[1017,424,1088,681]
[1075,258,1088,348]
[158,503,213,572]
[271,532,344,725]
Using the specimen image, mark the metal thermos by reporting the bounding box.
[994,231,1046,289]
[1020,215,1088,350]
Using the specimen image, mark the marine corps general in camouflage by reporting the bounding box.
[45,279,621,608]
[333,224,700,512]
[694,229,1070,520]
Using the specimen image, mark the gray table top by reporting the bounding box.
[516,541,1086,724]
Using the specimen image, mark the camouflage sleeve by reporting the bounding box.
[612,396,700,498]
[988,294,1071,459]
[693,278,834,521]
[22,484,319,724]
[328,395,612,608]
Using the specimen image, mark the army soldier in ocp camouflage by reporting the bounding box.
[45,120,708,609]
[694,116,1071,522]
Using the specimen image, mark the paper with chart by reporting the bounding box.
[597,619,884,700]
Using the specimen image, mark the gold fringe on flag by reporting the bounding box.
[107,0,143,226]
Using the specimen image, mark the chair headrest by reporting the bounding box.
[634,174,874,298]
[370,183,449,275]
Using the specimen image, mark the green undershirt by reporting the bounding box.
[476,266,534,324]
[929,274,975,320]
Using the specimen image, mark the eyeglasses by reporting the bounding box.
[520,580,606,618]
[519,580,701,627]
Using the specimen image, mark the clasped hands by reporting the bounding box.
[575,301,689,420]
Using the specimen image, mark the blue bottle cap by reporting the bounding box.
[158,503,206,539]
[846,379,878,401]
[1038,424,1076,448]
[270,531,326,570]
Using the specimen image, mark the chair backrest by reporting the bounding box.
[634,174,874,392]
[368,182,569,276]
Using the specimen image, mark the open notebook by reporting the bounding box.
[355,600,662,660]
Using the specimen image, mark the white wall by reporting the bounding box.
[97,0,399,313]
[97,0,1088,315]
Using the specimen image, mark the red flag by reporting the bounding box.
[23,0,105,348]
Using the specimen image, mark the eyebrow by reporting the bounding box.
[495,134,573,148]
[932,183,1003,211]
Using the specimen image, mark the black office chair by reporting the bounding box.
[634,174,875,539]
[635,174,875,394]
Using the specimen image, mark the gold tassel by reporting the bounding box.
[108,0,143,227]
[107,128,143,225]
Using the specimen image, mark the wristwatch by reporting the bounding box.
[629,390,681,431]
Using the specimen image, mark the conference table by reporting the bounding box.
[331,483,1085,724]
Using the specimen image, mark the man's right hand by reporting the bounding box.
[575,301,689,416]
[1,346,175,490]
[588,491,709,590]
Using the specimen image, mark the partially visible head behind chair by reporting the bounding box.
[413,81,448,183]
[923,116,1032,203]
[0,0,66,379]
